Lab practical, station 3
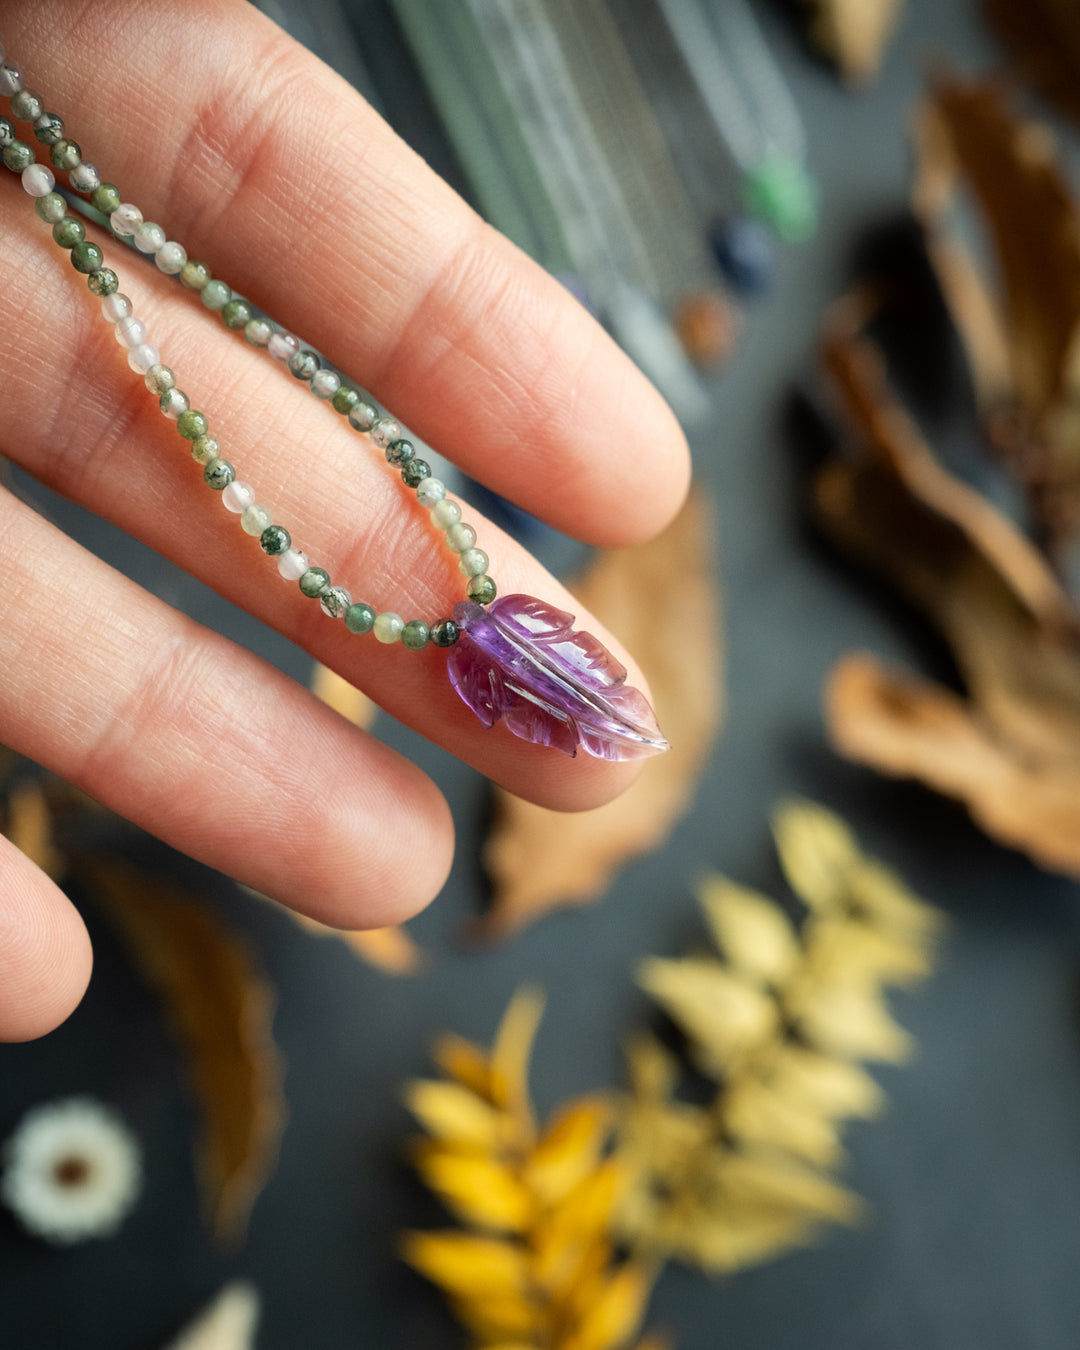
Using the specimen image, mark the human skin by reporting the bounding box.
[0,0,690,1039]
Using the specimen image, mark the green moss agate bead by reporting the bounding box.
[177,410,209,440]
[181,259,211,291]
[190,434,219,465]
[288,350,319,381]
[244,318,273,347]
[466,575,497,605]
[70,240,104,274]
[299,567,331,598]
[35,191,66,224]
[260,525,291,556]
[11,89,44,122]
[90,183,121,215]
[52,217,85,249]
[430,618,461,648]
[347,401,378,433]
[87,268,118,297]
[146,365,176,396]
[0,117,14,148]
[201,279,230,311]
[332,386,360,416]
[385,439,414,467]
[402,458,431,488]
[49,138,81,171]
[221,298,252,330]
[345,602,375,634]
[402,620,431,651]
[2,141,33,173]
[204,458,236,490]
[241,504,272,536]
[33,112,64,146]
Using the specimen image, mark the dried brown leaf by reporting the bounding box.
[713,1151,864,1226]
[291,911,424,974]
[490,985,546,1123]
[801,0,904,84]
[983,0,1080,129]
[4,779,63,880]
[787,976,913,1063]
[765,1045,885,1120]
[721,1078,845,1167]
[480,491,722,938]
[80,857,285,1246]
[699,876,801,984]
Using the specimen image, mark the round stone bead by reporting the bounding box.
[332,386,360,416]
[70,161,101,193]
[144,364,175,395]
[204,458,236,491]
[277,548,309,582]
[110,203,143,236]
[709,216,774,295]
[2,141,33,173]
[288,350,318,381]
[310,369,340,400]
[201,279,230,311]
[0,116,13,148]
[416,477,446,508]
[402,620,430,651]
[221,298,252,330]
[430,618,461,648]
[430,499,462,530]
[49,139,81,171]
[445,522,477,553]
[52,216,85,249]
[370,418,401,450]
[127,344,160,375]
[241,504,274,536]
[244,318,273,347]
[34,191,66,223]
[160,388,190,419]
[222,481,255,514]
[458,547,489,577]
[180,259,211,291]
[90,183,121,215]
[466,574,497,604]
[385,439,414,467]
[260,525,291,556]
[87,269,118,297]
[177,410,209,440]
[373,612,404,644]
[10,88,43,122]
[190,434,220,465]
[320,586,351,619]
[347,401,378,433]
[345,603,375,635]
[402,459,431,488]
[0,62,24,97]
[299,567,331,598]
[742,155,818,243]
[114,315,148,348]
[101,293,133,323]
[33,113,64,146]
[133,221,166,254]
[155,241,187,275]
[20,163,54,197]
[70,240,104,274]
[268,331,299,363]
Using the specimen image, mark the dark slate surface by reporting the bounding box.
[4,1,1080,1347]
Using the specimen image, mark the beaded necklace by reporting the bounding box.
[0,45,668,762]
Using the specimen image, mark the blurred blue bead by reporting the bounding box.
[709,216,775,295]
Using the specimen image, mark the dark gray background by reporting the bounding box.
[3,2,1080,1347]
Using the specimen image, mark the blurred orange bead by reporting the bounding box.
[673,290,741,369]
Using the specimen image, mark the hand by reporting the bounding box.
[0,0,690,1039]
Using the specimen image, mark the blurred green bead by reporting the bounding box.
[402,620,430,651]
[332,386,360,416]
[70,240,104,274]
[221,298,252,330]
[742,156,818,243]
[177,410,209,440]
[52,217,85,249]
[87,268,118,297]
[181,259,211,291]
[34,191,66,224]
[49,138,81,170]
[90,182,121,215]
[345,602,375,634]
[466,575,497,605]
[201,279,230,311]
[190,434,220,465]
[2,141,33,173]
[299,567,331,598]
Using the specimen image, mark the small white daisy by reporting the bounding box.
[1,1096,142,1244]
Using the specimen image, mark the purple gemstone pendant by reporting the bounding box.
[447,594,669,761]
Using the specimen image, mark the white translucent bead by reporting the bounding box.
[310,369,340,400]
[159,388,189,419]
[373,612,404,644]
[445,522,477,553]
[155,241,187,275]
[240,504,273,537]
[370,418,400,449]
[21,164,55,197]
[320,586,352,619]
[133,221,166,254]
[114,316,148,348]
[277,548,309,581]
[70,161,101,193]
[268,331,299,363]
[0,63,24,97]
[222,481,255,514]
[127,344,160,375]
[100,292,132,322]
[430,499,461,530]
[416,477,446,508]
[458,547,489,577]
[110,203,143,236]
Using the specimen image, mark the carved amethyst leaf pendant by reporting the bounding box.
[448,594,669,761]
